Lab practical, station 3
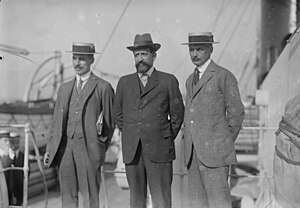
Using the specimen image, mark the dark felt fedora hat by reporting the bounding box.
[182,32,220,45]
[127,33,161,52]
[66,42,100,54]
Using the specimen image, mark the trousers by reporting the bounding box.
[187,146,231,208]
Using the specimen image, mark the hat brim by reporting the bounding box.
[181,41,220,45]
[65,51,100,54]
[127,43,161,52]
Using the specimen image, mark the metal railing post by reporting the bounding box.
[22,123,30,208]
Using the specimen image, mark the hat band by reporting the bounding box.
[72,45,95,53]
[189,35,214,43]
[134,40,154,47]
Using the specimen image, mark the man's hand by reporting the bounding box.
[44,152,50,166]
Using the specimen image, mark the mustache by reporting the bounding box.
[192,58,201,61]
[74,65,82,69]
[136,61,150,68]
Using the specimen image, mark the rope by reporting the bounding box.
[275,117,300,165]
[280,117,300,137]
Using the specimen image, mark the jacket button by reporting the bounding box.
[190,120,194,124]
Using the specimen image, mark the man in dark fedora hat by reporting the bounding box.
[182,32,245,208]
[114,33,184,208]
[44,42,115,208]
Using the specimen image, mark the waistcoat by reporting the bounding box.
[66,83,85,139]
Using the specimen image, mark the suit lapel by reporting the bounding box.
[186,74,194,99]
[60,73,97,136]
[128,73,141,96]
[141,69,159,97]
[63,73,98,116]
[82,73,98,104]
[62,79,75,116]
[61,78,75,132]
[192,61,216,98]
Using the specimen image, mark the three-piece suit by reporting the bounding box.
[46,73,115,208]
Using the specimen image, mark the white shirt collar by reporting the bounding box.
[8,148,19,160]
[76,71,91,83]
[138,66,154,78]
[197,58,211,74]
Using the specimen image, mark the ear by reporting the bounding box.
[90,56,95,64]
[153,52,157,59]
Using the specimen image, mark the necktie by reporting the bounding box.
[77,78,83,93]
[141,74,149,87]
[193,68,200,85]
[8,148,15,161]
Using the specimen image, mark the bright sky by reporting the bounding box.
[0,0,259,102]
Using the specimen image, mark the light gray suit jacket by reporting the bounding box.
[184,61,244,167]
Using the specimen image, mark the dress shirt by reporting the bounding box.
[8,148,19,161]
[138,66,154,86]
[76,70,91,89]
[197,59,211,79]
[138,66,154,79]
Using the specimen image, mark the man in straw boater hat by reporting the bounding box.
[114,33,184,208]
[1,131,25,206]
[44,42,115,208]
[182,32,245,208]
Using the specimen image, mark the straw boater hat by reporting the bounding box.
[127,33,161,52]
[66,42,100,54]
[181,32,220,45]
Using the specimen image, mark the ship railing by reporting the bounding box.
[0,123,48,208]
[100,124,278,208]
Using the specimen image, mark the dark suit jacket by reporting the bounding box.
[46,73,115,169]
[1,151,25,205]
[114,69,184,164]
[184,61,245,167]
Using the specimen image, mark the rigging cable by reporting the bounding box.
[236,0,259,91]
[93,0,133,72]
[216,0,253,63]
[211,0,226,33]
[171,0,227,74]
